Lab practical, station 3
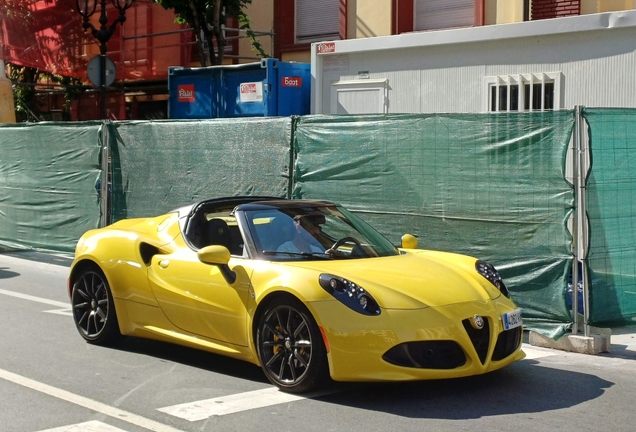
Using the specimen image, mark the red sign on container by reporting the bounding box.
[240,83,257,94]
[282,76,302,87]
[178,84,195,102]
[317,42,336,54]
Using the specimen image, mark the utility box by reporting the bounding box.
[168,58,310,119]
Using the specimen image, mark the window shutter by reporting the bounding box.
[296,0,340,43]
[414,0,474,31]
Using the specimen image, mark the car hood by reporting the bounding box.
[284,251,499,309]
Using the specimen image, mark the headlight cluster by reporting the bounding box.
[319,274,381,315]
[475,260,510,298]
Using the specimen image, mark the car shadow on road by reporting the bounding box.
[108,335,613,420]
[314,360,613,420]
[110,336,269,384]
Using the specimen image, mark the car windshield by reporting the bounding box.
[244,204,399,261]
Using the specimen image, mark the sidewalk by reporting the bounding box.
[606,327,636,359]
[528,326,636,359]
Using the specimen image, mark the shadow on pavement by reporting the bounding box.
[108,336,269,385]
[607,327,636,360]
[1,250,73,267]
[105,334,613,420]
[316,361,613,420]
[0,267,20,279]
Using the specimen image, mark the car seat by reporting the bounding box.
[204,218,233,249]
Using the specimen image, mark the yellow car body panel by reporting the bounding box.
[308,294,524,381]
[146,251,253,347]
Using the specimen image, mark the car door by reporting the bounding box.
[147,249,252,347]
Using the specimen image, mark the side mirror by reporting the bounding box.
[198,245,230,265]
[197,245,236,284]
[401,234,418,249]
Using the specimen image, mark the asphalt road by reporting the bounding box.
[1,251,635,432]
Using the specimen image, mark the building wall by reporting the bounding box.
[581,0,635,14]
[274,0,636,63]
[312,11,636,114]
[143,5,189,74]
[270,0,636,62]
[240,0,274,61]
[349,0,393,38]
[532,0,581,19]
[281,51,312,63]
[213,0,636,65]
[485,0,526,25]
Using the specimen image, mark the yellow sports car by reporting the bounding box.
[68,197,524,393]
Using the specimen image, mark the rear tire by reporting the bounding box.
[71,265,122,345]
[256,296,329,393]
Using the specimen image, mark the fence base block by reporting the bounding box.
[529,331,610,355]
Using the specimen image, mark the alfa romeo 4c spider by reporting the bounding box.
[68,196,524,393]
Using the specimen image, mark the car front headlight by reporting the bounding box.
[475,260,510,298]
[319,274,381,315]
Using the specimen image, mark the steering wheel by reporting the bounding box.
[331,236,361,251]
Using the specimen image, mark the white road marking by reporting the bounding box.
[157,387,307,421]
[0,368,187,432]
[0,288,69,308]
[0,288,72,315]
[37,420,128,432]
[522,344,558,360]
[44,307,73,316]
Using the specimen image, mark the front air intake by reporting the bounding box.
[492,326,522,361]
[383,341,466,369]
[462,318,491,364]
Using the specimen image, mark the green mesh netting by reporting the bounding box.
[108,118,293,220]
[293,112,575,337]
[0,122,103,252]
[0,113,581,336]
[584,108,636,326]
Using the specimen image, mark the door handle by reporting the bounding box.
[158,259,169,269]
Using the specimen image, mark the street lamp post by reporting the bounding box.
[76,0,133,119]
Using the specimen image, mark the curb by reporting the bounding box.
[529,331,611,355]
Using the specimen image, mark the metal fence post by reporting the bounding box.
[100,121,110,228]
[577,107,591,337]
[573,105,590,336]
[572,107,581,334]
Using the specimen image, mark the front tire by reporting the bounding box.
[256,297,329,393]
[71,265,122,345]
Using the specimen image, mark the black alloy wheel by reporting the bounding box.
[256,297,329,393]
[71,266,122,345]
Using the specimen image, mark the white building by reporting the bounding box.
[311,10,636,114]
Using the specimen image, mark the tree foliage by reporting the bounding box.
[9,65,84,122]
[154,0,269,66]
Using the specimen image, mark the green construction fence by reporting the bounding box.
[4,109,635,335]
[583,108,636,326]
[0,121,103,252]
[293,112,575,337]
[107,118,293,221]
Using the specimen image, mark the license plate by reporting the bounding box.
[502,308,522,331]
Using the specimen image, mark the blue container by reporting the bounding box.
[168,58,310,119]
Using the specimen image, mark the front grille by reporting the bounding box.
[383,341,466,369]
[492,326,522,361]
[462,318,491,364]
